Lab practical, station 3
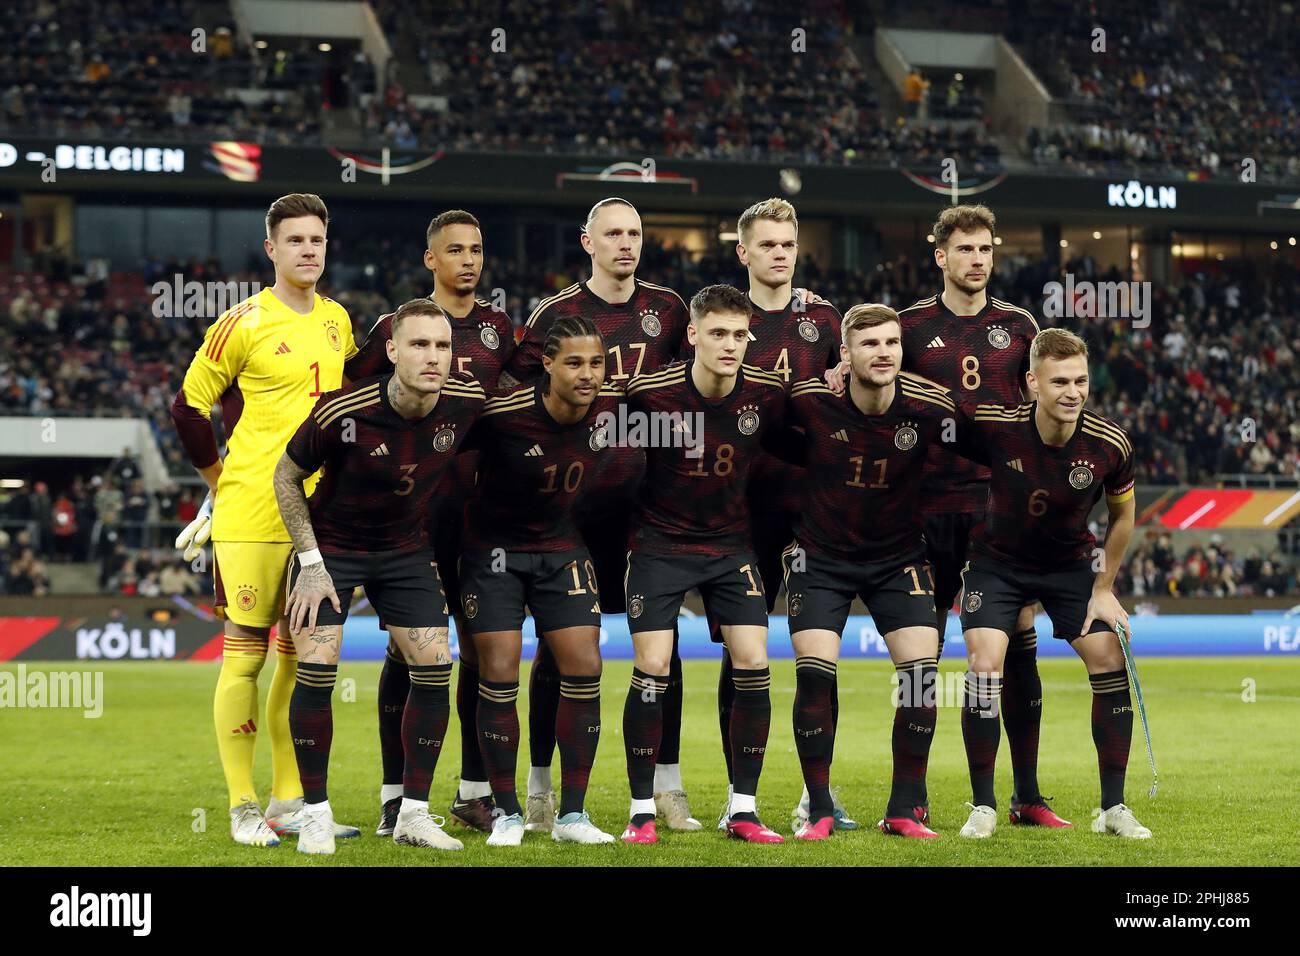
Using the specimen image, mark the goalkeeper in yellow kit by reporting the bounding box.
[170,194,360,846]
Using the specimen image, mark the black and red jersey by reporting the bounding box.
[344,297,516,393]
[786,373,958,562]
[462,383,624,553]
[625,360,789,556]
[744,295,842,387]
[900,293,1040,515]
[285,373,485,553]
[959,403,1136,572]
[505,279,690,386]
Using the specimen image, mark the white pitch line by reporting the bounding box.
[1179,500,1216,529]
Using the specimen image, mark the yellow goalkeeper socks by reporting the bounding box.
[267,629,304,802]
[214,635,268,809]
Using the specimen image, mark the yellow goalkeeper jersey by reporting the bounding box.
[179,288,357,542]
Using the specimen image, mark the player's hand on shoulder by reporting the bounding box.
[824,360,849,394]
[287,559,341,635]
[1081,586,1129,639]
[794,287,831,307]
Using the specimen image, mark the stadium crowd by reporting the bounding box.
[1111,529,1295,600]
[5,0,1297,184]
[1018,0,1300,183]
[0,0,341,145]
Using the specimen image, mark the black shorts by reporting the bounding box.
[290,548,447,628]
[923,511,984,613]
[458,548,603,636]
[959,556,1111,642]
[782,541,938,637]
[625,550,768,636]
[748,453,803,612]
[580,506,632,616]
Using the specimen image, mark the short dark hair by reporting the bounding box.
[932,204,996,248]
[543,314,603,361]
[390,298,450,339]
[689,284,750,325]
[426,209,480,248]
[266,193,329,240]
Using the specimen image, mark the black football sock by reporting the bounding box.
[961,671,1002,809]
[455,658,488,788]
[402,663,451,801]
[476,679,521,816]
[377,647,409,786]
[290,662,337,805]
[1002,627,1043,804]
[793,657,836,822]
[729,667,772,821]
[1090,670,1133,810]
[888,658,938,818]
[659,628,684,765]
[717,649,736,783]
[527,642,561,770]
[556,674,601,816]
[624,668,667,825]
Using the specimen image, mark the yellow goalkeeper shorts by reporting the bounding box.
[213,542,294,629]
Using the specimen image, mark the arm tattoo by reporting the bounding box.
[273,453,320,555]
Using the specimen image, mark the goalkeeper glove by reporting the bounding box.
[175,492,213,562]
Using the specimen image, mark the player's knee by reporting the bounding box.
[635,649,672,676]
[1091,642,1125,674]
[479,655,518,683]
[966,648,1004,676]
[561,645,602,678]
[729,648,768,671]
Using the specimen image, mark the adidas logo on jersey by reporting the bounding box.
[926,337,946,349]
[275,341,292,354]
[831,429,849,442]
[525,444,544,457]
[371,443,390,457]
[1007,458,1023,472]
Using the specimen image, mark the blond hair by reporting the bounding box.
[737,197,798,245]
[1030,327,1088,370]
[840,303,900,348]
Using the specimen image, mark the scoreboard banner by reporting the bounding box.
[2,609,1298,661]
[0,136,1290,227]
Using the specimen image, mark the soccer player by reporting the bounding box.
[723,197,856,832]
[272,299,486,854]
[499,197,700,831]
[458,315,620,846]
[951,328,1149,839]
[783,304,953,840]
[170,193,360,846]
[508,198,830,831]
[832,204,1053,826]
[619,284,794,845]
[345,210,515,837]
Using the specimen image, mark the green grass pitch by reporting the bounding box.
[2,657,1297,866]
